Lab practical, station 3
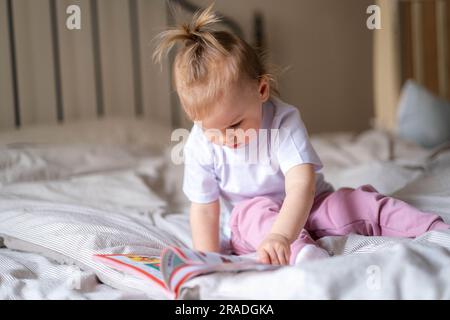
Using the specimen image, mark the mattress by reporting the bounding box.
[0,118,449,299]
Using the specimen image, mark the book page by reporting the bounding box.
[93,254,164,287]
[94,248,280,299]
[161,246,280,297]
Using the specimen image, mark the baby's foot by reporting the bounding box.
[294,244,329,265]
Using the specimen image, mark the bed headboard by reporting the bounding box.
[399,0,449,99]
[374,0,449,132]
[0,0,265,132]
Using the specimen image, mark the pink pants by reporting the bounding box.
[229,184,449,265]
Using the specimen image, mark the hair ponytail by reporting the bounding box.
[152,4,227,65]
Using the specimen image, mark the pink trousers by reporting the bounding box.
[229,184,449,265]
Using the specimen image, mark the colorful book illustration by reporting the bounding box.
[93,246,279,299]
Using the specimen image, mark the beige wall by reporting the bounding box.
[189,0,374,133]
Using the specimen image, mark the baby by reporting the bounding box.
[153,5,449,265]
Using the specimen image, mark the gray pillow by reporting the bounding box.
[397,80,450,149]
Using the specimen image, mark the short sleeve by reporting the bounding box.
[274,107,323,175]
[182,125,220,203]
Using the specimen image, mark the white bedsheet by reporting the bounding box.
[0,123,449,300]
[0,248,147,300]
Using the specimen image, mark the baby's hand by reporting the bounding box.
[257,233,291,265]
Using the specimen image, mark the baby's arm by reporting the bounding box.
[256,164,316,265]
[271,163,315,242]
[190,200,221,253]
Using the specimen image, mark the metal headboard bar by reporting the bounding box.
[6,0,20,128]
[165,0,181,129]
[129,0,143,116]
[253,11,265,54]
[90,0,104,117]
[49,0,64,122]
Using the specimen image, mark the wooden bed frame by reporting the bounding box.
[374,0,449,132]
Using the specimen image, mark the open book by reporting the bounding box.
[93,246,279,299]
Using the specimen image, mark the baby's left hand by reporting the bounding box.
[257,233,291,265]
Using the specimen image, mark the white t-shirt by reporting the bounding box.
[182,96,334,239]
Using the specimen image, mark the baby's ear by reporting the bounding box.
[258,77,270,102]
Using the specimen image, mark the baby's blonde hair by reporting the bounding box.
[153,4,279,121]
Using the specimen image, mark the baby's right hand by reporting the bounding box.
[257,233,291,265]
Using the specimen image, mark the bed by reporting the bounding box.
[1,0,450,299]
[0,117,449,299]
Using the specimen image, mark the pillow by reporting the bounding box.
[397,80,450,149]
[0,117,172,149]
[0,170,168,217]
[0,143,166,187]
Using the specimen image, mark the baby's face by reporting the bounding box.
[197,79,269,148]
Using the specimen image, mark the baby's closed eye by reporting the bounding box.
[228,120,243,129]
